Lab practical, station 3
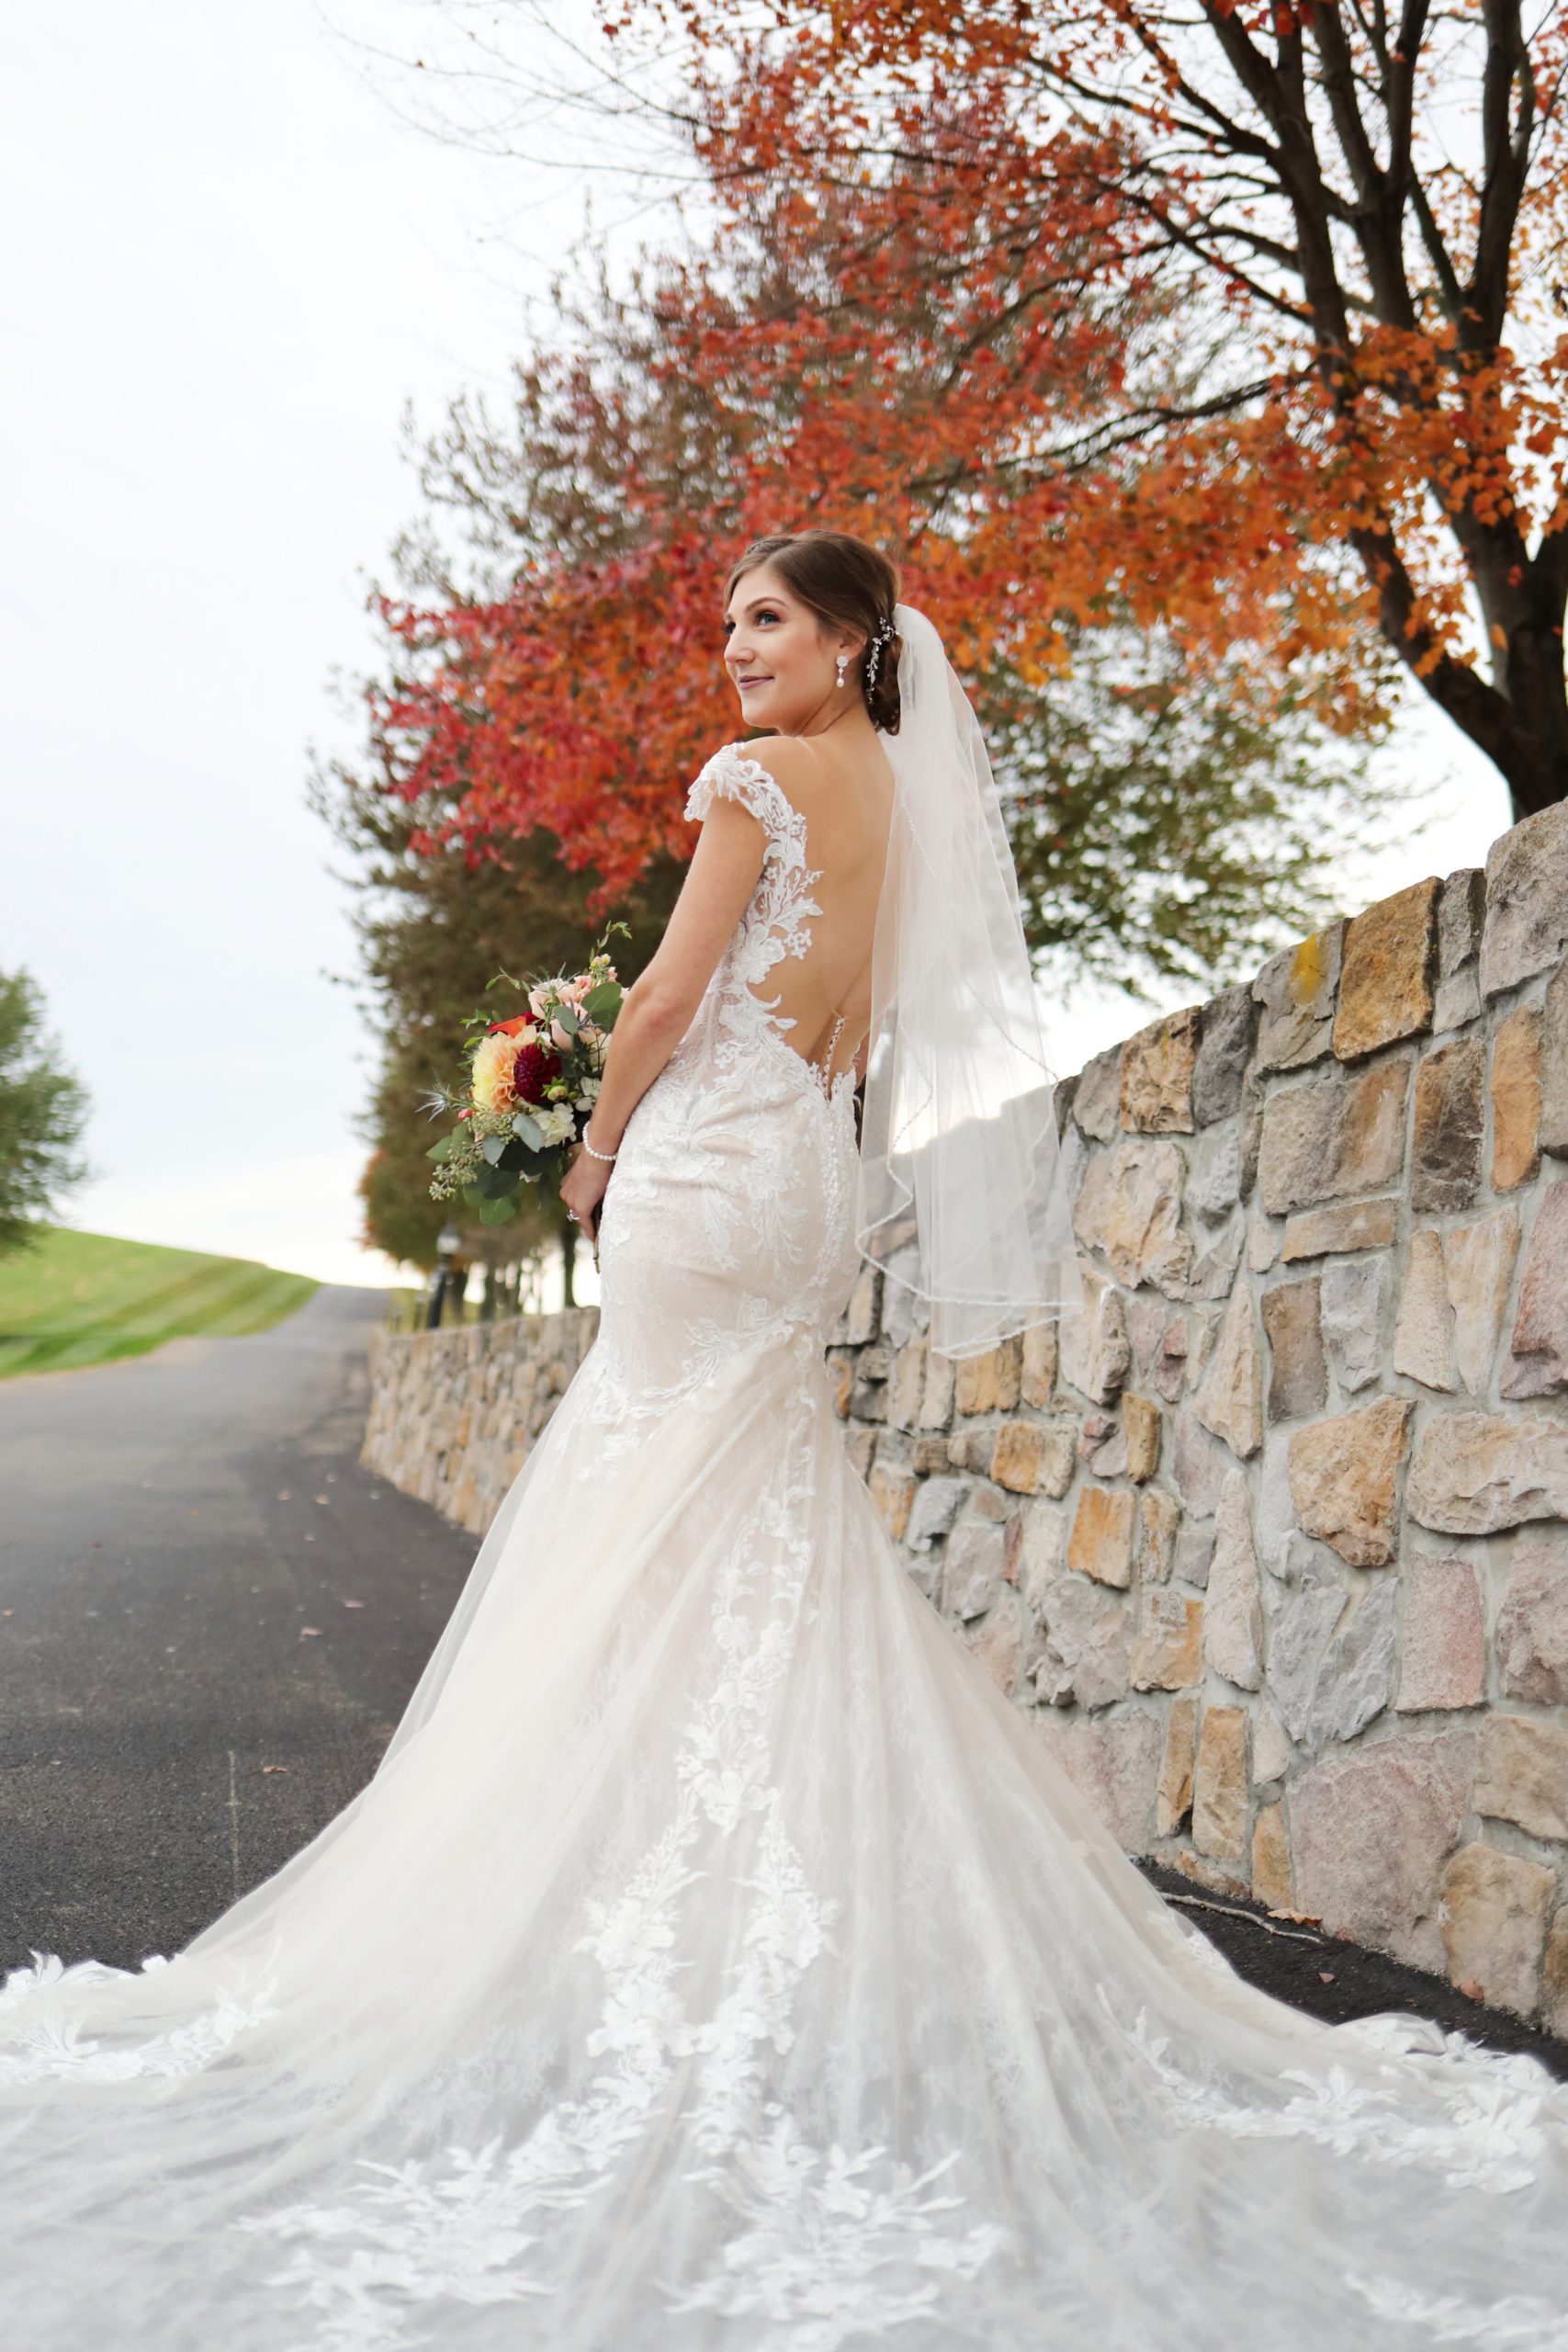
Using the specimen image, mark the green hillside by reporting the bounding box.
[0,1227,319,1379]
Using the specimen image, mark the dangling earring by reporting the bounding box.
[836,652,848,689]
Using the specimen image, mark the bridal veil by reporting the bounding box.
[855,604,1081,1358]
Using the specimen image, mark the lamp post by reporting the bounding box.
[426,1221,462,1329]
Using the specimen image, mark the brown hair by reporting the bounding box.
[726,529,903,732]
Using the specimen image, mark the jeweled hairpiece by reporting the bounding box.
[864,616,896,696]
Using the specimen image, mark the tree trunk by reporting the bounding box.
[1495,618,1568,820]
[1412,623,1568,825]
[1355,524,1568,822]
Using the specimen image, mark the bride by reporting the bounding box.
[3,528,1566,2349]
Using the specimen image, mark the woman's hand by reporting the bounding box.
[560,1145,612,1244]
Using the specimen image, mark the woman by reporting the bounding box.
[2,529,1565,2348]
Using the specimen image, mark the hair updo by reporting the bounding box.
[726,529,903,732]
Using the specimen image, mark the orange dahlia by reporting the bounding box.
[471,1030,522,1115]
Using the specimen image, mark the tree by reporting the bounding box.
[367,140,1398,997]
[313,720,682,1295]
[0,969,90,1257]
[629,0,1568,816]
[994,631,1375,994]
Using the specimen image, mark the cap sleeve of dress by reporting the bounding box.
[683,743,797,855]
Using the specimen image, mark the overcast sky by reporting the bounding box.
[3,5,1513,1288]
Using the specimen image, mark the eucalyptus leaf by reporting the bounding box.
[513,1111,545,1148]
[582,983,621,1025]
[480,1132,512,1166]
[426,1134,458,1164]
[478,1193,517,1227]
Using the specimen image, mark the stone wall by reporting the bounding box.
[364,797,1568,2033]
[362,1308,599,1534]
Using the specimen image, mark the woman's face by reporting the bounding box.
[722,562,857,735]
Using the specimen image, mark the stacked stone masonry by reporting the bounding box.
[362,1308,599,1538]
[364,797,1568,2034]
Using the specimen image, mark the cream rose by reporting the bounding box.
[533,1103,577,1148]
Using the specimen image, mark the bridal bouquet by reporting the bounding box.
[426,938,624,1227]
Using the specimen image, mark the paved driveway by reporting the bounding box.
[0,1286,479,1972]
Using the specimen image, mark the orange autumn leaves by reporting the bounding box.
[372,148,1337,900]
[666,0,1568,784]
[374,0,1568,905]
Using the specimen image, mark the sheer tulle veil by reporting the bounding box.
[855,604,1083,1359]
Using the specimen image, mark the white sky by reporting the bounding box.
[1,5,1515,1289]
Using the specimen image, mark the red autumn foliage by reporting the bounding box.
[370,139,1377,922]
[368,0,1568,984]
[624,0,1568,814]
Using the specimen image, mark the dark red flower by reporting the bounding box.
[512,1041,562,1104]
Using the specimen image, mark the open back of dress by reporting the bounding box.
[723,737,895,1097]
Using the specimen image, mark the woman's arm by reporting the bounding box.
[588,797,766,1152]
[559,797,766,1233]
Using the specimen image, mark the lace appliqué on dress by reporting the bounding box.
[0,1951,278,2087]
[242,1370,1002,2347]
[683,745,826,1080]
[671,2126,1005,2345]
[1345,2276,1568,2348]
[1111,1995,1568,2197]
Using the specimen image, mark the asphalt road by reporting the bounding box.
[0,1286,479,1972]
[1138,1861,1567,2075]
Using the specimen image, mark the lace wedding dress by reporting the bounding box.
[4,744,1568,2352]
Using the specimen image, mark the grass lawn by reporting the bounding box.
[0,1227,320,1379]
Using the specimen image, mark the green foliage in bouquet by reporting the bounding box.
[426,928,626,1227]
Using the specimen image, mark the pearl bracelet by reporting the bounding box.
[580,1132,618,1163]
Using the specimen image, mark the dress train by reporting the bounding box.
[2,745,1565,2349]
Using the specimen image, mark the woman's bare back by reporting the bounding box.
[749,729,895,1090]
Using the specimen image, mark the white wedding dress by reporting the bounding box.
[4,744,1568,2352]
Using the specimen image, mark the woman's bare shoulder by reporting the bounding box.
[739,733,889,802]
[726,734,819,786]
